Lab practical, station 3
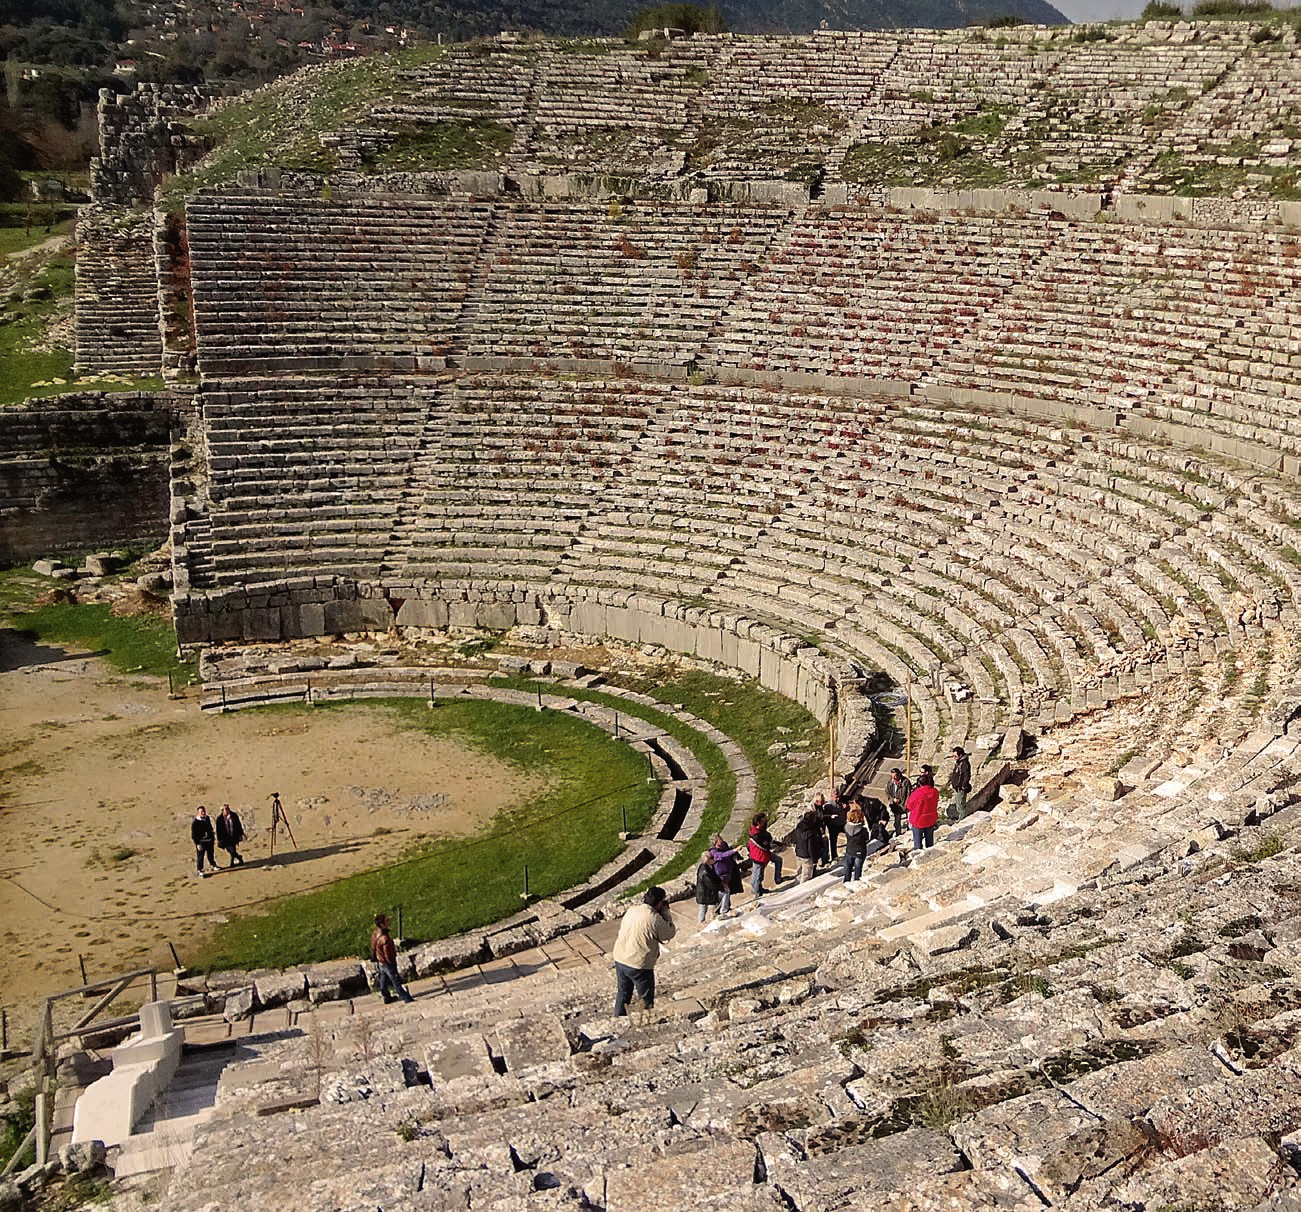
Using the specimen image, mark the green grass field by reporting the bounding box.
[489,668,826,887]
[194,697,659,971]
[0,567,196,682]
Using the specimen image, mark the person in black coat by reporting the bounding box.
[215,803,246,867]
[861,795,890,846]
[793,809,825,883]
[695,855,725,924]
[191,806,217,875]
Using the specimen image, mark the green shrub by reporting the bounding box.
[626,3,726,39]
[1192,0,1273,15]
[1141,0,1183,16]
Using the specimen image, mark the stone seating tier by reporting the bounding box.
[179,360,1297,763]
[181,196,1301,439]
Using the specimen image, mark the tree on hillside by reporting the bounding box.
[0,99,34,201]
[626,3,727,37]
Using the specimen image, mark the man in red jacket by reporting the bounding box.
[906,772,940,851]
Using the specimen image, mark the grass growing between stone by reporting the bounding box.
[492,667,826,889]
[194,698,659,972]
[0,568,195,681]
[158,45,447,208]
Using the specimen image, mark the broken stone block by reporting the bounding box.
[222,986,257,1022]
[84,553,119,577]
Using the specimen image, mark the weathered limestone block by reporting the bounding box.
[424,1035,494,1081]
[764,1126,963,1209]
[1146,1064,1301,1143]
[253,971,308,1008]
[1092,1134,1283,1210]
[396,597,449,628]
[492,1014,571,1073]
[409,935,490,977]
[300,960,368,1004]
[223,986,257,1022]
[603,1138,761,1209]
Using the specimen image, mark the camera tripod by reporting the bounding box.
[268,791,298,857]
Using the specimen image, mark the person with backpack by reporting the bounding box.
[747,811,783,896]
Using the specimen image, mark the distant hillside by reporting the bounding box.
[385,0,1069,39]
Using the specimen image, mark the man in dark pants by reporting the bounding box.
[215,803,246,867]
[191,805,217,875]
[370,914,414,1004]
[886,768,912,837]
[949,747,972,820]
[612,886,676,1017]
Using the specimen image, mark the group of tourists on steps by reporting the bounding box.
[619,747,976,1017]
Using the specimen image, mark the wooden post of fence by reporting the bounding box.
[905,679,913,777]
[34,1091,47,1165]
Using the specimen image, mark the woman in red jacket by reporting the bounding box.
[906,772,940,851]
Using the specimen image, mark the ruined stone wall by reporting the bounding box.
[89,83,221,206]
[0,392,175,565]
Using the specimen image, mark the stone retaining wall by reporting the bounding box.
[174,582,839,724]
[0,391,175,564]
[90,83,221,205]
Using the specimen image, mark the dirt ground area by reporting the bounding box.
[0,629,538,1018]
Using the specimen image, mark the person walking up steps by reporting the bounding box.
[191,805,217,876]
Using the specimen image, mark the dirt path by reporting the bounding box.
[0,630,537,1010]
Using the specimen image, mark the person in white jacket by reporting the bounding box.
[611,885,676,1016]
